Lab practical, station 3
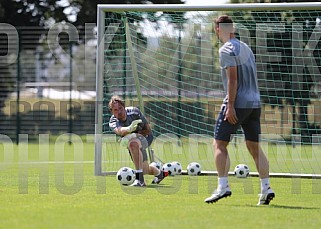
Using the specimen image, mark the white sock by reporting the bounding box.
[218,177,229,190]
[260,178,270,193]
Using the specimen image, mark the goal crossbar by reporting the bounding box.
[97,3,321,12]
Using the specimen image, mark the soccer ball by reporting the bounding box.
[187,162,201,176]
[171,161,182,175]
[234,164,250,178]
[162,162,175,176]
[149,161,162,170]
[116,167,135,185]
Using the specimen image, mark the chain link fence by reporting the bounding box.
[0,24,97,142]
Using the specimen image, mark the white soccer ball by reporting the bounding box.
[171,161,182,175]
[116,167,135,185]
[162,162,175,176]
[187,162,201,176]
[234,164,250,178]
[150,161,163,170]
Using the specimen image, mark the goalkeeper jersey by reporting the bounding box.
[109,106,148,135]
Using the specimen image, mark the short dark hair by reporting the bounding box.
[214,15,233,28]
[108,95,125,111]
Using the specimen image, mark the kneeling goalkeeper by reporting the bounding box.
[108,95,168,187]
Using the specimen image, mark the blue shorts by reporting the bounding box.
[214,104,261,142]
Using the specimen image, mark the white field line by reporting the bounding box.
[1,161,94,165]
[0,160,134,165]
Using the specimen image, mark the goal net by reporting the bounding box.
[95,3,321,178]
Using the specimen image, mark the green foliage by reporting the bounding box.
[0,0,68,26]
[71,0,185,26]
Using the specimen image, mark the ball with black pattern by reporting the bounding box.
[162,162,175,176]
[234,164,250,178]
[150,161,163,170]
[171,161,182,175]
[116,167,135,185]
[187,162,201,176]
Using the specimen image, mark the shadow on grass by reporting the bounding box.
[119,184,182,195]
[243,204,319,210]
[121,184,174,189]
[269,204,320,210]
[146,184,176,189]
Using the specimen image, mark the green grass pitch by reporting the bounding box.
[0,142,321,228]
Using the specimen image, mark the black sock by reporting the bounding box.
[135,171,144,183]
[156,171,162,179]
[156,171,167,179]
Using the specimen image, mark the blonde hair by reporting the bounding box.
[108,95,125,111]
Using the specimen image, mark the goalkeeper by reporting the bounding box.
[108,95,168,187]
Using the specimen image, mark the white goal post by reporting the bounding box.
[95,3,321,178]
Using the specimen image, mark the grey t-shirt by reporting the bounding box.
[219,38,261,108]
[109,106,148,134]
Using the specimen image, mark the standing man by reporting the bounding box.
[109,95,168,187]
[204,15,275,205]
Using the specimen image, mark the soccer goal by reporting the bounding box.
[95,3,321,178]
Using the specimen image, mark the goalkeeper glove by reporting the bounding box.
[123,119,142,133]
[120,133,137,148]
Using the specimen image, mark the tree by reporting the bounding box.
[0,0,68,26]
[69,0,185,26]
[0,0,71,112]
[0,0,186,112]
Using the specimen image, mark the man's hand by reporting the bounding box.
[120,133,137,147]
[224,105,238,125]
[123,119,142,133]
